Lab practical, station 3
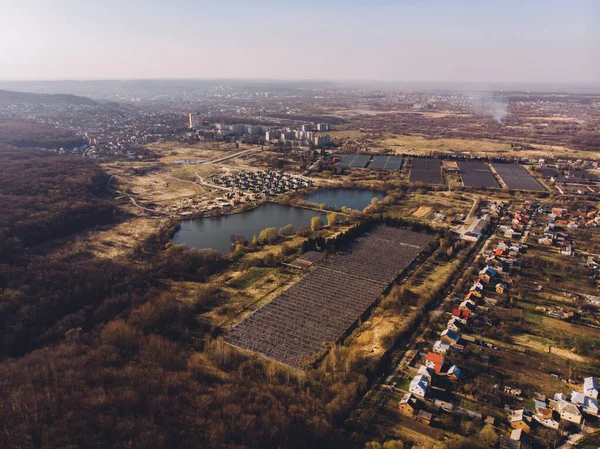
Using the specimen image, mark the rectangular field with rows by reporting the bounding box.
[226,226,433,368]
[409,158,442,184]
[457,160,500,188]
[337,154,371,168]
[491,163,545,191]
[370,155,404,170]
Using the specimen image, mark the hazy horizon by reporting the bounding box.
[2,0,599,84]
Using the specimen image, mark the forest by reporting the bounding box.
[0,146,373,449]
[0,145,115,252]
[0,118,87,149]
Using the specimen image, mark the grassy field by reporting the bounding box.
[386,192,472,225]
[377,134,511,154]
[326,130,367,139]
[370,133,598,160]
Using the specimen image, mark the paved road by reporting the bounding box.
[202,147,261,165]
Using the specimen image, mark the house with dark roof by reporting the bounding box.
[398,393,418,416]
[447,365,464,381]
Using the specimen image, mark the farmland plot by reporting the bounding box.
[491,163,545,191]
[226,226,433,367]
[457,160,500,188]
[337,154,371,168]
[409,158,442,184]
[370,155,404,170]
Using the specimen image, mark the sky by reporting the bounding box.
[1,0,599,84]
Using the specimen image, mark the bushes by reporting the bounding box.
[279,224,295,237]
[258,227,278,245]
[311,216,324,231]
[155,246,227,281]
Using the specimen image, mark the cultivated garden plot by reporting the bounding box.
[409,158,442,184]
[370,155,404,170]
[457,160,500,188]
[337,154,371,168]
[491,163,545,191]
[227,226,434,367]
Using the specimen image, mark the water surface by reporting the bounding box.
[172,203,324,253]
[305,188,384,210]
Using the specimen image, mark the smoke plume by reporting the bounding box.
[467,92,509,124]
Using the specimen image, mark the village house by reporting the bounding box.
[556,399,582,424]
[447,317,464,333]
[584,377,599,399]
[468,286,483,298]
[500,429,530,449]
[452,308,470,324]
[432,340,450,355]
[398,393,418,416]
[426,352,444,373]
[447,365,464,381]
[409,375,430,398]
[479,266,497,283]
[416,410,433,426]
[534,400,559,429]
[510,410,533,433]
[464,291,479,302]
[440,329,460,345]
[459,299,477,313]
[571,392,599,415]
[496,282,507,294]
[417,365,435,381]
[472,279,485,291]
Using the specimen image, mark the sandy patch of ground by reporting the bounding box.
[83,217,165,259]
[354,313,397,358]
[412,206,432,218]
[513,334,586,363]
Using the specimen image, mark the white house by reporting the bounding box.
[432,340,450,355]
[417,365,435,381]
[572,391,599,415]
[584,377,599,399]
[447,317,463,333]
[557,399,582,424]
[554,392,566,401]
[409,375,430,398]
[533,414,559,429]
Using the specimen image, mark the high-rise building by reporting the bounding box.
[314,135,331,147]
[248,125,264,135]
[188,113,202,128]
[230,124,245,134]
[301,124,312,132]
[316,123,330,132]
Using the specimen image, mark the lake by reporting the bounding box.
[172,203,325,254]
[305,188,384,210]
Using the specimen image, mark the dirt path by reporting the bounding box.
[203,147,261,164]
[194,173,232,191]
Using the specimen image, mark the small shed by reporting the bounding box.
[283,251,324,271]
[416,410,433,425]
